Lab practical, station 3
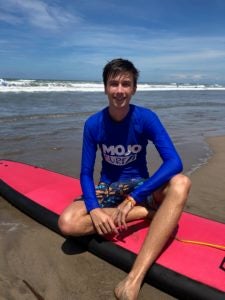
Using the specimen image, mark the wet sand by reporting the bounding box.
[186,135,225,223]
[0,135,224,300]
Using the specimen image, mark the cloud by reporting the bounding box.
[61,25,225,64]
[0,11,22,24]
[170,72,205,81]
[0,0,81,30]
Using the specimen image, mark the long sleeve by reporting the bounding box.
[80,120,99,212]
[130,112,183,202]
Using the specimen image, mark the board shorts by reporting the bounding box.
[77,178,160,211]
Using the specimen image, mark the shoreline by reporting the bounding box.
[0,135,224,299]
[186,135,225,223]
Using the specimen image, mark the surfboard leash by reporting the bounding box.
[175,237,225,251]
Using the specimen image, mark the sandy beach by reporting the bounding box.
[0,135,224,300]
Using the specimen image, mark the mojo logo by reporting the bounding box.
[102,144,142,166]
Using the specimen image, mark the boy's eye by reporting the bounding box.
[122,81,131,87]
[109,81,132,87]
[110,81,118,87]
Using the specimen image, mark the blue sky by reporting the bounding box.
[0,0,225,83]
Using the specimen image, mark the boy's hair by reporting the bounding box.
[103,58,139,87]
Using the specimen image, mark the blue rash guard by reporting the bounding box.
[80,104,183,212]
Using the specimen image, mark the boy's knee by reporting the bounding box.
[58,202,87,236]
[172,174,191,192]
[170,174,191,205]
[58,213,72,236]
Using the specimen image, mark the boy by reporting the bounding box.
[58,58,191,299]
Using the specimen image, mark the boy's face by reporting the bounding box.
[105,72,136,111]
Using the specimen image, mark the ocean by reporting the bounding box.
[1,78,225,180]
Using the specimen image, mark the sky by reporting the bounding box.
[0,0,225,83]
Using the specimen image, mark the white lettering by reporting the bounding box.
[131,145,142,153]
[102,144,142,156]
[104,154,137,166]
[115,145,125,155]
[102,144,142,166]
[102,144,115,154]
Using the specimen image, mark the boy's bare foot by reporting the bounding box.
[114,276,141,300]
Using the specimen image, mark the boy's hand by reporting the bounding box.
[90,208,118,235]
[113,197,135,230]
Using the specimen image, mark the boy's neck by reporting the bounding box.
[108,105,130,122]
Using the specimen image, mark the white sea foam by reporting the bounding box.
[0,78,225,93]
[0,79,105,92]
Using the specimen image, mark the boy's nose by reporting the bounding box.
[117,84,124,93]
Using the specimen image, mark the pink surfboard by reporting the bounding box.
[0,160,224,299]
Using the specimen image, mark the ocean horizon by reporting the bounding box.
[1,78,225,93]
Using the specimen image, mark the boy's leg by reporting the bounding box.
[58,178,154,237]
[58,200,151,237]
[114,174,191,300]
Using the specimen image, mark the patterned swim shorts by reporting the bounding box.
[96,178,145,208]
[78,178,159,210]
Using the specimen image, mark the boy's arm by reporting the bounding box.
[130,112,183,202]
[80,120,99,212]
[80,120,118,235]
